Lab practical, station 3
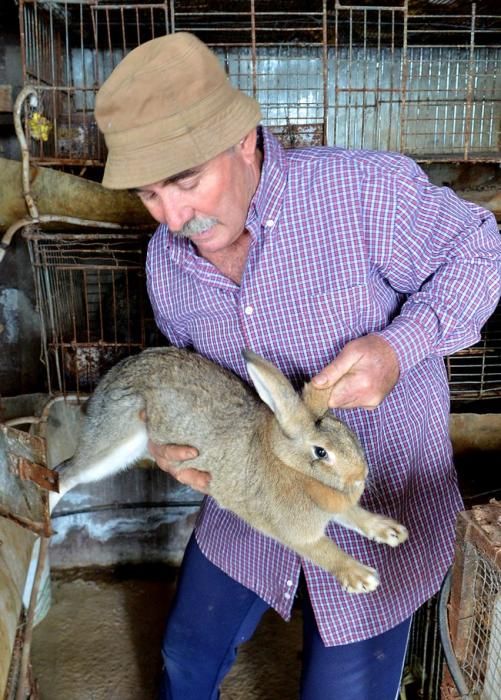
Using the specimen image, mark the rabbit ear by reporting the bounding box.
[302,381,332,418]
[243,349,304,432]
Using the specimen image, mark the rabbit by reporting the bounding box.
[49,346,408,594]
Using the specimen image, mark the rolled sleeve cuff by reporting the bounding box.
[374,310,439,375]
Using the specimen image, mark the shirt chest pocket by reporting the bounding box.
[309,283,394,354]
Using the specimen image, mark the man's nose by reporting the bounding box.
[157,189,194,232]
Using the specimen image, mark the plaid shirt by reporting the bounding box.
[146,127,501,646]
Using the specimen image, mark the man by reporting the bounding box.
[95,32,501,699]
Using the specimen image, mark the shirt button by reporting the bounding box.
[265,218,274,227]
[284,592,291,600]
[244,305,254,316]
[286,580,293,587]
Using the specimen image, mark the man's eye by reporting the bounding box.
[313,446,327,460]
[138,191,157,202]
[178,178,199,191]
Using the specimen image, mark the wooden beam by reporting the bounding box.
[0,85,13,113]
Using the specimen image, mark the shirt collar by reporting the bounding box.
[245,126,288,240]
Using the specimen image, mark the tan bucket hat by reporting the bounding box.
[95,32,262,190]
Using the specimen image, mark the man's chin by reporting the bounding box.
[190,226,216,241]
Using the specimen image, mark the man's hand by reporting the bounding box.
[140,410,211,492]
[311,334,400,410]
[147,440,211,492]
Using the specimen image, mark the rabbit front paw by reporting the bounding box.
[367,517,409,547]
[339,563,380,594]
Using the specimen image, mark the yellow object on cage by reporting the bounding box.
[28,112,52,142]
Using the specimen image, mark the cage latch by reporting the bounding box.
[11,456,59,493]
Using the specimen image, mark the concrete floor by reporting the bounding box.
[31,568,302,700]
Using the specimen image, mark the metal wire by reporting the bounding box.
[460,546,501,696]
[446,309,501,400]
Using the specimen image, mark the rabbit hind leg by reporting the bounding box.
[50,423,149,512]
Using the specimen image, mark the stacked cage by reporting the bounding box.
[19,0,501,162]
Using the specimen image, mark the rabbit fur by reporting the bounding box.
[50,347,408,594]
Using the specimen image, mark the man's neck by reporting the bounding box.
[201,230,252,285]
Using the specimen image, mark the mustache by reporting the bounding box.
[171,216,219,239]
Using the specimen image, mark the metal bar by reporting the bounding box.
[400,0,408,153]
[250,0,257,98]
[15,537,49,700]
[0,505,51,537]
[360,8,368,148]
[464,3,477,160]
[16,457,59,493]
[19,1,28,83]
[48,342,145,349]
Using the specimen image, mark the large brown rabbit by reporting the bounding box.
[50,347,408,593]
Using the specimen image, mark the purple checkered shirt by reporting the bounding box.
[146,127,501,646]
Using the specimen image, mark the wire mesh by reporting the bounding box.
[402,594,445,699]
[459,544,501,697]
[446,310,501,400]
[20,0,172,164]
[18,1,500,165]
[24,230,163,395]
[445,504,501,699]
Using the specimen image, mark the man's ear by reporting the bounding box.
[239,128,258,161]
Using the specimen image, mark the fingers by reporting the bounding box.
[326,374,380,410]
[311,335,400,410]
[312,348,360,390]
[311,346,363,408]
[147,440,198,468]
[147,440,210,493]
[175,467,211,493]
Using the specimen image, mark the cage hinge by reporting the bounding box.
[11,456,59,493]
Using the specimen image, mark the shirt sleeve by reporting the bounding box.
[373,159,501,375]
[145,233,192,348]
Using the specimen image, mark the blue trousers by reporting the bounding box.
[160,535,411,700]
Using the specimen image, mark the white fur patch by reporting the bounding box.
[76,426,149,484]
[50,426,149,513]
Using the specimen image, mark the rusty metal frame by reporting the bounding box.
[0,424,52,537]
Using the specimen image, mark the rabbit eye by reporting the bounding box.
[313,446,328,460]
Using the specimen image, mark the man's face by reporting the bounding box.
[134,132,259,257]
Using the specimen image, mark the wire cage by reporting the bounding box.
[23,228,163,394]
[401,594,445,700]
[16,0,501,403]
[447,311,501,401]
[441,502,501,699]
[18,0,500,165]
